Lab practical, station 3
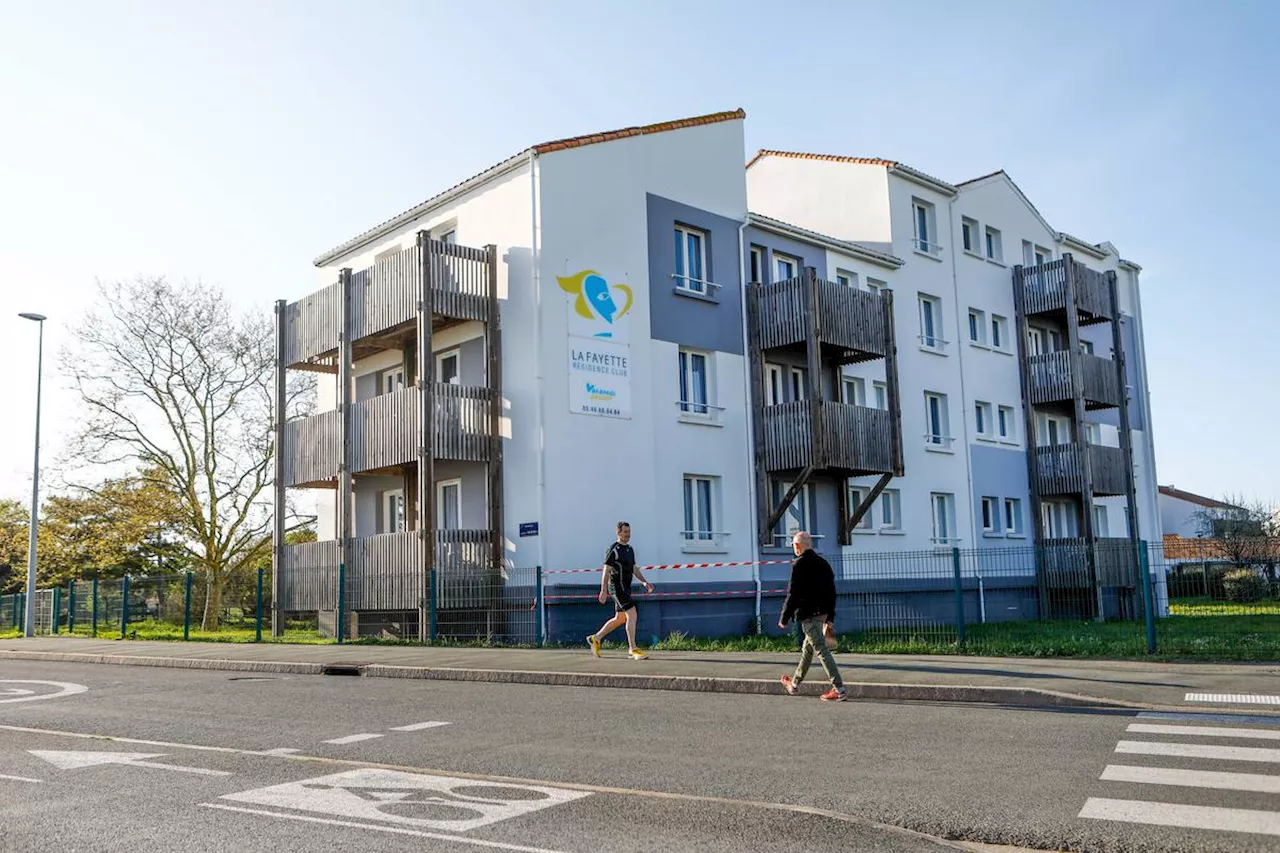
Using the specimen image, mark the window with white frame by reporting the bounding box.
[1085,422,1102,445]
[913,199,939,256]
[749,247,764,284]
[842,375,867,407]
[961,217,978,254]
[981,497,999,534]
[382,489,406,534]
[682,475,718,544]
[968,309,986,345]
[918,294,946,350]
[771,480,812,545]
[1034,245,1052,266]
[382,367,406,395]
[436,479,461,530]
[879,489,901,530]
[924,392,952,448]
[436,349,460,385]
[674,224,709,294]
[1022,240,1035,268]
[984,226,1003,263]
[765,364,784,406]
[1004,498,1024,535]
[773,252,799,282]
[1093,505,1110,537]
[678,348,711,416]
[436,227,457,244]
[1035,412,1072,446]
[836,269,859,289]
[931,493,957,544]
[1080,339,1095,355]
[873,381,888,410]
[865,277,887,293]
[1026,327,1046,356]
[1041,501,1078,538]
[975,401,994,438]
[998,405,1016,442]
[848,485,873,531]
[790,366,808,402]
[991,315,1008,350]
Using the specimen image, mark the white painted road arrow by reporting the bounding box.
[29,750,230,776]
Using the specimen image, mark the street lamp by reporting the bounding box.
[19,312,46,638]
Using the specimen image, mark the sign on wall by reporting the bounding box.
[568,337,631,419]
[557,268,633,343]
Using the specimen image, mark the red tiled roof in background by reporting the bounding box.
[1158,486,1238,510]
[534,109,746,154]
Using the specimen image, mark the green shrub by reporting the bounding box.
[1223,568,1269,603]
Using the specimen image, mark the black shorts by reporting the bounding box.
[611,586,636,613]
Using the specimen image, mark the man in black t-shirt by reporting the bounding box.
[586,521,654,660]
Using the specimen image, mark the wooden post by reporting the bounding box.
[803,268,824,472]
[836,476,851,547]
[485,244,504,636]
[881,290,904,477]
[338,269,355,637]
[403,337,417,529]
[1108,271,1144,590]
[745,283,771,548]
[1063,255,1101,620]
[272,299,287,638]
[1012,264,1050,615]
[416,232,435,642]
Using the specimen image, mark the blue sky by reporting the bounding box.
[1,0,1277,508]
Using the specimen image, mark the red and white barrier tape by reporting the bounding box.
[543,587,787,602]
[543,558,792,576]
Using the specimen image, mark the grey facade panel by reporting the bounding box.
[969,443,1032,549]
[742,226,829,283]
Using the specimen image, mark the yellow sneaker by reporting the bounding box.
[586,634,602,658]
[629,649,649,660]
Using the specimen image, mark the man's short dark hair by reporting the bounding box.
[617,521,630,532]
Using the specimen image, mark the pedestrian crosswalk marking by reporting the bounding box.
[1139,711,1280,728]
[1101,764,1280,794]
[1186,693,1280,705]
[1079,797,1280,836]
[1116,739,1280,764]
[1128,723,1280,741]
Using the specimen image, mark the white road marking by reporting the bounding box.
[324,734,385,745]
[1139,711,1280,728]
[1116,740,1280,764]
[1102,764,1280,794]
[1080,796,1280,836]
[389,722,451,732]
[0,680,87,705]
[29,750,231,776]
[256,748,302,756]
[0,774,43,784]
[1127,723,1280,741]
[1186,693,1280,705]
[201,803,571,852]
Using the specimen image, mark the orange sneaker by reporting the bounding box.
[780,675,798,696]
[819,687,847,702]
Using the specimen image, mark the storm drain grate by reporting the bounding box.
[321,663,365,677]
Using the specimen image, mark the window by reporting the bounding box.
[383,368,406,395]
[984,226,1003,262]
[1093,505,1110,537]
[749,247,764,284]
[1034,246,1051,266]
[931,493,957,544]
[678,349,710,416]
[771,480,812,545]
[968,309,986,345]
[873,381,888,410]
[924,392,952,448]
[842,375,866,407]
[436,349,460,385]
[1026,327,1046,356]
[674,224,708,294]
[1035,412,1072,446]
[790,366,808,402]
[961,218,978,253]
[1004,498,1024,536]
[918,294,946,350]
[435,227,457,245]
[682,475,716,543]
[975,401,994,438]
[836,269,858,289]
[866,277,887,294]
[991,315,1008,350]
[1041,501,1078,538]
[913,199,939,256]
[981,497,999,534]
[879,489,901,530]
[382,489,406,534]
[1025,242,1052,267]
[1080,339,1095,355]
[1085,422,1102,445]
[998,405,1016,442]
[848,485,873,531]
[773,253,799,282]
[765,364,784,406]
[436,480,461,530]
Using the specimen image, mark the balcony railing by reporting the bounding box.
[1035,443,1129,497]
[754,273,888,363]
[762,400,894,475]
[281,383,492,487]
[1041,537,1138,588]
[1017,258,1115,325]
[1027,351,1123,410]
[282,240,494,368]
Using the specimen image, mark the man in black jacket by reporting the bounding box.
[778,531,846,701]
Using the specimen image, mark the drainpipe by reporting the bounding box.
[529,151,549,637]
[738,220,762,631]
[947,197,983,621]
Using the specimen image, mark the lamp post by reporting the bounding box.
[19,312,46,638]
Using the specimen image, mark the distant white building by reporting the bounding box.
[1158,485,1234,540]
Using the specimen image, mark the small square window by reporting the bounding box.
[984,227,1003,263]
[836,269,859,289]
[773,253,800,282]
[842,375,867,407]
[866,277,887,294]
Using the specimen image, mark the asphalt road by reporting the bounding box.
[1,661,1278,853]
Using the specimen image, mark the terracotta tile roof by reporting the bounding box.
[534,109,746,154]
[1158,486,1238,510]
[746,149,956,194]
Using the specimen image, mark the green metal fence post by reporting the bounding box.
[336,562,346,644]
[52,586,61,635]
[1138,540,1156,654]
[16,593,24,633]
[67,582,76,633]
[535,565,544,647]
[91,579,98,637]
[120,575,130,638]
[428,566,438,642]
[183,572,193,641]
[255,568,264,643]
[951,547,966,646]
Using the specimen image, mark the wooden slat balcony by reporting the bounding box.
[1042,537,1138,588]
[762,400,894,475]
[1027,351,1123,410]
[1035,443,1129,497]
[755,274,888,364]
[280,383,493,487]
[282,241,493,369]
[1016,258,1115,326]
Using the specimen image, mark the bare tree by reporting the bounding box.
[1191,493,1280,572]
[62,278,313,630]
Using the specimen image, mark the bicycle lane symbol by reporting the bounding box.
[0,681,88,705]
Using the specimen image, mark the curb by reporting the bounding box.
[0,648,1139,709]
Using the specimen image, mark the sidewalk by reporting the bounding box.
[3,636,1279,713]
